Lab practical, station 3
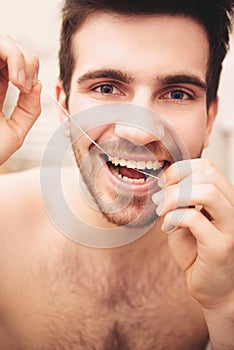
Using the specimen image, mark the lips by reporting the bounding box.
[102,154,168,184]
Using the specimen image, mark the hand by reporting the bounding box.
[0,34,41,165]
[152,158,234,309]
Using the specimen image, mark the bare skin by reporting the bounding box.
[0,168,209,350]
[0,13,233,350]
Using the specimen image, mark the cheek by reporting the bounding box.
[183,126,207,157]
[70,124,114,156]
[167,114,208,156]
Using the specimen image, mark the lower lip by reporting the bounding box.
[101,157,163,195]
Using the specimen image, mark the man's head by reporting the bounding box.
[59,0,233,108]
[56,1,233,228]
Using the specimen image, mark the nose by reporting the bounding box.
[114,124,156,145]
[114,87,166,145]
[114,107,165,146]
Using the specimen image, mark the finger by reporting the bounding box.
[4,35,39,92]
[162,208,220,244]
[159,159,194,187]
[153,183,234,233]
[159,158,234,206]
[163,208,234,269]
[166,227,197,272]
[164,209,234,307]
[0,81,42,164]
[9,81,42,137]
[0,65,9,110]
[21,51,39,93]
[0,34,26,91]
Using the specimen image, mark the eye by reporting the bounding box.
[163,89,193,101]
[171,90,186,100]
[93,84,120,95]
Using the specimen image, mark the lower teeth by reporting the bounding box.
[122,175,146,183]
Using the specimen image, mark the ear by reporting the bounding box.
[204,97,219,148]
[56,81,69,122]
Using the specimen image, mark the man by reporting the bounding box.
[0,0,233,349]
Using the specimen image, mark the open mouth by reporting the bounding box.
[102,154,168,184]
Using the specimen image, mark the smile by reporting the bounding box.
[102,154,168,184]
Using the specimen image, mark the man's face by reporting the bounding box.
[58,13,216,227]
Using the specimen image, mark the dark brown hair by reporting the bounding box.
[59,0,234,107]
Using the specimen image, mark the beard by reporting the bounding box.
[71,135,204,229]
[71,139,162,228]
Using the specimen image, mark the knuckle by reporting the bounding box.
[202,158,217,174]
[17,137,24,148]
[187,208,199,222]
[205,183,217,198]
[13,48,24,62]
[204,166,216,179]
[35,104,41,117]
[29,51,40,70]
[217,238,234,262]
[203,158,214,168]
[14,133,25,150]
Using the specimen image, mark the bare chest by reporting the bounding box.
[0,245,208,350]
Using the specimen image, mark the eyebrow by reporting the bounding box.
[156,74,207,91]
[76,69,207,91]
[77,69,135,85]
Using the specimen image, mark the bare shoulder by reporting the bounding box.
[0,166,79,231]
[0,168,42,229]
[0,167,41,201]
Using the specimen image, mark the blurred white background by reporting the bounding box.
[0,0,62,172]
[0,0,234,182]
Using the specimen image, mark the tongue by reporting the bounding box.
[119,166,146,180]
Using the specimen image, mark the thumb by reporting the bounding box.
[8,81,42,146]
[167,227,197,272]
[0,81,42,164]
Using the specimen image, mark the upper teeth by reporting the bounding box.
[109,157,164,170]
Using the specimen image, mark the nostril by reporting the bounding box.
[114,123,161,146]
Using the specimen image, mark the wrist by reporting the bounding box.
[202,301,234,350]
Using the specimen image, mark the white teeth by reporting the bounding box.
[119,159,126,166]
[109,157,164,171]
[107,156,165,184]
[112,159,120,166]
[126,160,137,169]
[137,161,145,170]
[137,178,146,184]
[122,175,148,184]
[111,164,149,183]
[146,161,153,169]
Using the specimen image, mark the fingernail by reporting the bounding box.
[24,78,33,93]
[152,190,165,204]
[18,69,25,86]
[165,224,177,233]
[156,203,163,216]
[158,176,166,188]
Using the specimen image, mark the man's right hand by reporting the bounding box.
[0,34,41,165]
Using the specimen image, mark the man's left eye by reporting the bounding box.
[167,90,192,100]
[94,84,119,95]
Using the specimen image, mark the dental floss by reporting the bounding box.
[41,82,160,181]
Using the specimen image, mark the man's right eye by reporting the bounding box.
[93,84,120,95]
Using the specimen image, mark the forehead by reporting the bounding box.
[72,12,209,79]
